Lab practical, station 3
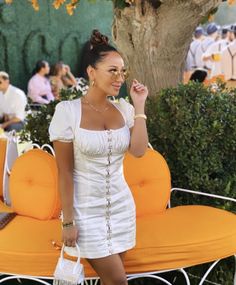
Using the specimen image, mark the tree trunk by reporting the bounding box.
[112,0,222,96]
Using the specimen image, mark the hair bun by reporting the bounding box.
[90,29,109,49]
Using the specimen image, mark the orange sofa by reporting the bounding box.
[0,148,236,284]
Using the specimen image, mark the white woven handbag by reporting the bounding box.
[53,243,84,285]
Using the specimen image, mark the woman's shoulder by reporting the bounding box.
[49,75,58,82]
[115,97,134,112]
[50,76,63,84]
[28,74,37,84]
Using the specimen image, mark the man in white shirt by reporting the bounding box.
[229,24,236,42]
[221,25,236,82]
[185,27,205,71]
[195,23,220,70]
[184,27,205,83]
[0,71,27,132]
[202,26,230,79]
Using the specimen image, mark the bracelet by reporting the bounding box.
[134,114,147,120]
[62,220,75,229]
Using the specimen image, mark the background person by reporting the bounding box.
[221,25,231,44]
[0,71,27,132]
[189,69,208,83]
[229,23,236,42]
[202,26,230,80]
[49,29,148,285]
[221,24,236,87]
[184,26,205,83]
[27,60,54,104]
[195,23,220,72]
[49,61,77,100]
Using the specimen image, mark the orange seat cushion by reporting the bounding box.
[0,205,236,277]
[0,215,96,277]
[126,205,236,272]
[9,149,60,220]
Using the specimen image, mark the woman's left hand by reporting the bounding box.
[130,79,148,107]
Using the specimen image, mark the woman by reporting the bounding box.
[28,60,54,104]
[49,62,77,100]
[49,30,148,285]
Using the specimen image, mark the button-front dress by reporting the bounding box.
[49,98,136,258]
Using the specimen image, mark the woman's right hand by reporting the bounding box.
[62,226,79,247]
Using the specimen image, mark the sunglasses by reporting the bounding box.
[96,67,129,81]
[109,68,129,81]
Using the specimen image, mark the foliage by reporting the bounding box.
[147,81,236,203]
[4,0,236,15]
[146,81,236,284]
[19,78,88,146]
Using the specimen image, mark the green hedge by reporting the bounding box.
[146,81,236,284]
[147,81,236,206]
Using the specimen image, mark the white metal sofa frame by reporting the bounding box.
[0,187,236,285]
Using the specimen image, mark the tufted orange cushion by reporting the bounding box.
[124,149,171,216]
[0,139,7,199]
[9,149,61,220]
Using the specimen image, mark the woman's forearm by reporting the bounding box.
[58,171,74,222]
[129,105,148,157]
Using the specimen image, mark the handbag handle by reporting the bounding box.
[60,243,82,273]
[61,243,81,259]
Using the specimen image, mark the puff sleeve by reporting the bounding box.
[119,98,135,128]
[49,101,74,142]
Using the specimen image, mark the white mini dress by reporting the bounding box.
[49,98,136,258]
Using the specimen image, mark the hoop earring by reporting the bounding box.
[91,80,95,87]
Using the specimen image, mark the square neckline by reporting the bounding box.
[78,98,127,132]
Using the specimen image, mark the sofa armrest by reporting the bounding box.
[168,187,236,208]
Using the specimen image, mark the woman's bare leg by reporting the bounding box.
[87,253,127,285]
[119,251,126,263]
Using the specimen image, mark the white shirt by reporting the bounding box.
[221,40,236,80]
[203,39,229,78]
[195,37,215,69]
[0,85,27,121]
[185,39,202,71]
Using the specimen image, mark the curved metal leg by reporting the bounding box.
[178,268,191,285]
[198,259,220,285]
[128,274,173,285]
[84,279,100,285]
[0,275,51,285]
[234,255,236,285]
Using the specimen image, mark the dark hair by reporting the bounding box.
[230,24,236,37]
[32,60,48,75]
[50,61,64,76]
[190,69,208,83]
[78,29,118,80]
